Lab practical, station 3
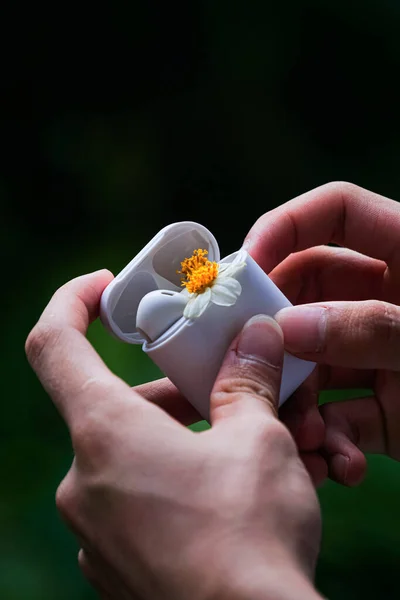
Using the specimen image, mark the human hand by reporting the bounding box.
[25,271,322,600]
[245,181,400,487]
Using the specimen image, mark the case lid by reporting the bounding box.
[100,221,220,344]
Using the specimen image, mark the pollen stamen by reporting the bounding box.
[178,249,219,294]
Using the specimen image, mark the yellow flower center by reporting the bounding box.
[178,248,219,294]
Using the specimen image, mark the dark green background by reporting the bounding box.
[2,1,400,598]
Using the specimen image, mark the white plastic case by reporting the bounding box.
[100,221,315,420]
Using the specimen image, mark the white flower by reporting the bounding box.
[178,248,247,319]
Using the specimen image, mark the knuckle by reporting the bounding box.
[262,418,295,451]
[71,411,111,466]
[215,364,279,406]
[323,180,358,196]
[25,322,62,367]
[366,300,398,346]
[247,417,296,456]
[56,472,79,524]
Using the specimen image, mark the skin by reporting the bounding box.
[25,274,322,600]
[26,180,399,597]
[244,181,400,487]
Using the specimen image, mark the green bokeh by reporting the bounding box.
[3,1,400,598]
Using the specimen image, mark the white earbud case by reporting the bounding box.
[100,221,315,421]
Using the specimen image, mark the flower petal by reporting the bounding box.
[214,273,242,294]
[218,250,247,278]
[217,262,230,274]
[183,287,212,319]
[211,278,242,306]
[215,276,242,294]
[233,248,248,264]
[220,263,245,279]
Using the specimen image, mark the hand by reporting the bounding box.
[25,271,322,600]
[245,181,400,487]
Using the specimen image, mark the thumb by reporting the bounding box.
[210,315,284,425]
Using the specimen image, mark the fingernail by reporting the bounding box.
[236,315,283,367]
[275,306,327,353]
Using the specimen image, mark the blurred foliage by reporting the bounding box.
[2,0,400,598]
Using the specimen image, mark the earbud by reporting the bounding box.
[136,289,187,342]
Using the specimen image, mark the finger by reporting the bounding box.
[25,270,151,430]
[300,452,328,488]
[280,364,374,459]
[210,314,284,425]
[275,299,400,371]
[280,369,325,452]
[134,378,202,425]
[269,246,386,305]
[319,397,388,486]
[244,182,400,274]
[78,548,141,600]
[271,246,378,390]
[317,364,374,391]
[78,549,114,599]
[272,246,379,390]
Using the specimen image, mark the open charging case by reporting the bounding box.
[100,221,315,420]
